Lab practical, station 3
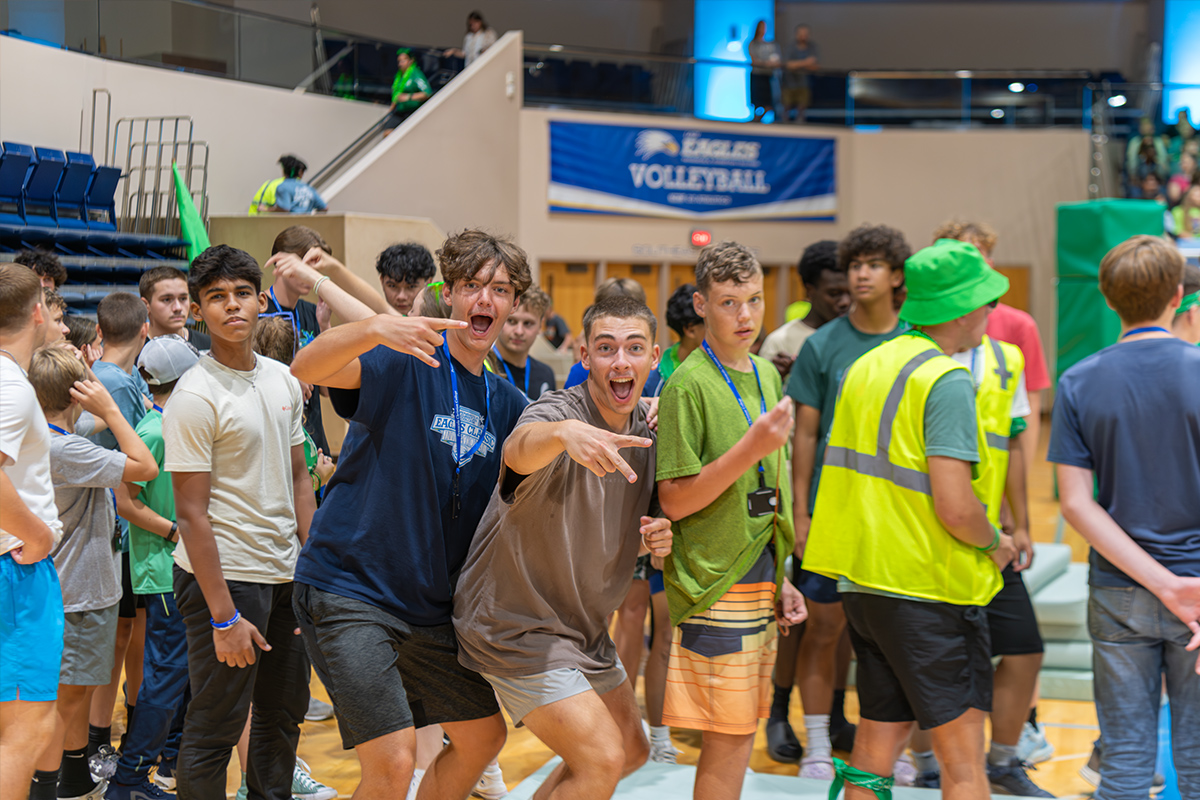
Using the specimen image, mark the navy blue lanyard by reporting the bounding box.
[48,424,118,517]
[1121,326,1170,339]
[492,345,530,398]
[701,340,767,484]
[444,339,490,517]
[268,287,301,343]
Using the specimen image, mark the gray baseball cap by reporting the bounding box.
[137,334,200,385]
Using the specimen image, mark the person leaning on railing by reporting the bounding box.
[385,48,432,133]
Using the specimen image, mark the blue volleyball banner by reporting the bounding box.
[548,121,836,221]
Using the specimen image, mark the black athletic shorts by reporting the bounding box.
[118,550,147,618]
[750,73,773,110]
[843,591,993,730]
[292,582,500,750]
[986,565,1044,657]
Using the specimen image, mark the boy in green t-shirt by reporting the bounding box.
[108,335,198,799]
[656,241,807,800]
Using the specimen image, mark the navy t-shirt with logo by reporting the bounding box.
[294,344,527,625]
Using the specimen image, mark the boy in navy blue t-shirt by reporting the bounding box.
[290,230,532,800]
[1048,235,1200,800]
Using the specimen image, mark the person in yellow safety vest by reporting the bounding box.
[946,332,1053,796]
[249,155,326,216]
[803,238,1018,800]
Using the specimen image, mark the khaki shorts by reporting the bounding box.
[782,86,811,110]
[484,661,627,727]
[663,549,778,735]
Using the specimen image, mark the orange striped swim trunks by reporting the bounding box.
[663,549,778,735]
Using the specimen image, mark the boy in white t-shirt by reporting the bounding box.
[0,264,65,800]
[162,246,316,800]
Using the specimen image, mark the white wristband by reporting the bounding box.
[312,276,330,297]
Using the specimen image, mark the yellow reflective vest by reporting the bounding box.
[802,333,1003,607]
[248,178,283,215]
[971,336,1024,526]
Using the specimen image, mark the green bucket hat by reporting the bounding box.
[899,239,1010,326]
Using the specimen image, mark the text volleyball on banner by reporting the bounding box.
[548,121,836,221]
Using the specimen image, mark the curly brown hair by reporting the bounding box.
[694,241,761,294]
[837,224,912,273]
[932,220,998,256]
[436,230,532,299]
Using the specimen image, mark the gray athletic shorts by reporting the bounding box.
[61,604,119,685]
[483,661,627,727]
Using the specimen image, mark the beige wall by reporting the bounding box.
[208,212,448,454]
[517,107,1089,370]
[322,32,524,239]
[0,35,383,215]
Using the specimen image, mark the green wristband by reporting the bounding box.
[975,526,1000,553]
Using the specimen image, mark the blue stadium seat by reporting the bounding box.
[24,148,67,226]
[54,152,95,229]
[85,165,121,231]
[0,142,33,226]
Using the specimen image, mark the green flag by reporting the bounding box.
[172,162,210,263]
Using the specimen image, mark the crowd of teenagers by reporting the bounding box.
[1,219,1198,800]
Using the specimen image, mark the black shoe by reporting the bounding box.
[912,770,940,789]
[987,756,1054,797]
[830,722,857,753]
[766,718,802,763]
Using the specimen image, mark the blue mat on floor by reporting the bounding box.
[507,759,1013,799]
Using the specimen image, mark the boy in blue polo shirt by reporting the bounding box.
[1049,235,1200,800]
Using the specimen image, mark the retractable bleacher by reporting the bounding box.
[0,141,188,316]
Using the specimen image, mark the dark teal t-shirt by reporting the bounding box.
[785,315,908,511]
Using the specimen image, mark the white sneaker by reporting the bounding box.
[798,757,835,780]
[472,762,507,800]
[292,758,337,800]
[649,737,681,764]
[1016,721,1055,764]
[892,753,917,786]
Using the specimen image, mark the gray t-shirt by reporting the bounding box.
[783,42,818,90]
[454,385,656,677]
[749,40,781,74]
[49,434,126,612]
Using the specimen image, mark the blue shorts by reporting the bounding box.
[795,567,842,605]
[649,570,665,595]
[0,554,65,702]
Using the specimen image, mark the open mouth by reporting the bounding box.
[469,314,493,336]
[610,376,635,403]
[735,327,755,338]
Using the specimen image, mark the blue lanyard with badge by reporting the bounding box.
[48,423,121,550]
[701,340,777,518]
[444,338,490,519]
[491,345,530,399]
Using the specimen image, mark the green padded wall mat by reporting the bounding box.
[1055,199,1165,379]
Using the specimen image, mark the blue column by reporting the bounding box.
[1163,0,1200,124]
[693,0,773,122]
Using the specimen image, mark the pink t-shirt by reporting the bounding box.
[986,303,1051,391]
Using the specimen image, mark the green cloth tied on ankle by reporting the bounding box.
[828,757,895,800]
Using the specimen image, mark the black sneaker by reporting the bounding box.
[830,722,857,753]
[766,718,802,763]
[912,770,940,789]
[987,756,1054,797]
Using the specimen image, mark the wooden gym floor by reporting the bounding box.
[113,420,1108,798]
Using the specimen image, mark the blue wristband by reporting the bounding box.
[211,609,241,630]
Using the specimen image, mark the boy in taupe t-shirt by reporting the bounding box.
[453,296,672,800]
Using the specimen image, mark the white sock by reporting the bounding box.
[988,741,1018,767]
[406,769,424,800]
[803,714,832,761]
[911,750,938,773]
[650,725,671,744]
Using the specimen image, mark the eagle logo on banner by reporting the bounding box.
[635,130,680,160]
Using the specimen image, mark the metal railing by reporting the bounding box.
[111,116,209,236]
